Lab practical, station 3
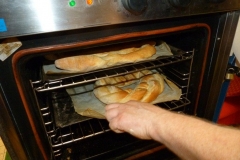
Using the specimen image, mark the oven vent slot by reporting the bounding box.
[32,51,193,92]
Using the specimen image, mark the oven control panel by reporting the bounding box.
[121,0,149,15]
[119,0,236,16]
[0,0,239,38]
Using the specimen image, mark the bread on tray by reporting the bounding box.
[55,44,156,72]
[93,70,165,104]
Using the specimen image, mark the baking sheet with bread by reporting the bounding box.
[66,70,182,119]
[93,71,165,104]
[43,42,173,74]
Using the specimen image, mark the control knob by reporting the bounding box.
[121,0,148,15]
[168,0,192,8]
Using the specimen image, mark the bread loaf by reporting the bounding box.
[93,72,164,104]
[55,44,156,72]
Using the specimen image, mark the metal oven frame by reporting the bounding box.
[0,1,240,159]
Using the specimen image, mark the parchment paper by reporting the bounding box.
[0,38,22,61]
[66,75,181,119]
[43,42,173,74]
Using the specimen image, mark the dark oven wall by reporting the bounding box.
[0,11,239,159]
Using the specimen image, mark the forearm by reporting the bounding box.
[151,110,240,160]
[105,101,240,159]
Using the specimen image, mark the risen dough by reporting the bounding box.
[93,71,165,104]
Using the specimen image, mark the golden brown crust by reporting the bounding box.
[93,71,165,104]
[55,44,156,72]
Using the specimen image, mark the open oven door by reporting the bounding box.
[213,18,240,123]
[213,54,240,123]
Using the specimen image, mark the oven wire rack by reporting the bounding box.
[32,51,193,92]
[31,49,194,158]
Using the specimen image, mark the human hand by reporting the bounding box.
[105,100,167,140]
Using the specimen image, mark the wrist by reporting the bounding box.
[148,107,171,143]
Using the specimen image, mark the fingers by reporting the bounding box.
[105,103,121,110]
[104,101,164,140]
[105,104,123,133]
[105,109,119,122]
[105,101,139,122]
[105,103,121,120]
[109,120,124,133]
[105,103,129,133]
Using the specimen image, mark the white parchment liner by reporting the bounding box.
[43,42,173,74]
[66,75,181,119]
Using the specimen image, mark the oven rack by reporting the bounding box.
[38,59,193,134]
[32,51,193,92]
[35,68,193,158]
[32,48,194,158]
[41,95,190,140]
[47,96,190,157]
[161,65,191,97]
[38,65,191,131]
[37,63,192,133]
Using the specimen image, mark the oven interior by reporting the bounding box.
[15,26,208,159]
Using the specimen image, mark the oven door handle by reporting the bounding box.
[225,54,240,80]
[225,65,240,80]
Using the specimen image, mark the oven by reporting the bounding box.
[0,0,240,159]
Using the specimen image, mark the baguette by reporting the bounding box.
[55,44,156,72]
[93,72,164,104]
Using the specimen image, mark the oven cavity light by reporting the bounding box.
[69,0,76,7]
